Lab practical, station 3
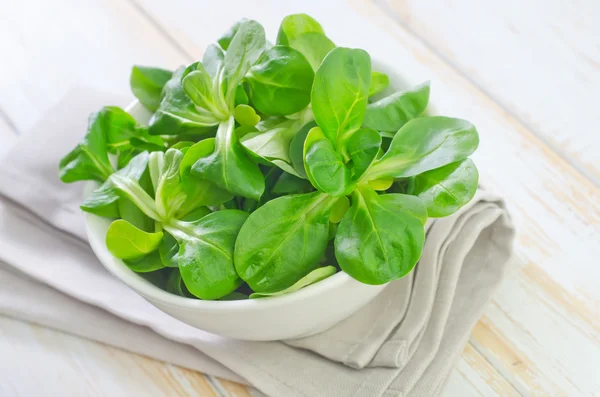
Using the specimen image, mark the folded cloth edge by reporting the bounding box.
[0,85,516,397]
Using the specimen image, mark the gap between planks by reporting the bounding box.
[113,3,600,392]
[127,0,600,201]
[0,0,519,396]
[344,1,598,394]
[14,0,592,394]
[0,316,248,397]
[126,0,199,63]
[372,0,600,188]
[379,0,600,185]
[119,1,522,395]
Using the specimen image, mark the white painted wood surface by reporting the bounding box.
[0,316,250,397]
[0,0,598,396]
[378,0,600,184]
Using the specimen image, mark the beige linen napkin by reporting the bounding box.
[0,86,515,397]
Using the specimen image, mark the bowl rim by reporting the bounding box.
[83,56,420,311]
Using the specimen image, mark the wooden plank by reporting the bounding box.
[0,0,247,395]
[0,315,512,397]
[0,316,222,397]
[378,0,600,184]
[453,344,521,397]
[475,267,600,396]
[128,1,600,395]
[331,0,600,292]
[127,1,521,395]
[443,372,485,397]
[0,0,188,133]
[1,0,598,395]
[338,2,600,394]
[218,380,255,397]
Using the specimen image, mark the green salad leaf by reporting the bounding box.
[124,251,166,273]
[245,46,314,116]
[149,64,220,136]
[363,81,430,135]
[166,210,248,300]
[59,108,116,183]
[130,66,173,112]
[365,116,479,180]
[412,159,479,217]
[61,13,481,300]
[311,47,371,143]
[250,266,336,298]
[304,126,350,196]
[106,219,163,260]
[368,71,390,98]
[191,117,265,200]
[335,187,427,284]
[234,192,334,293]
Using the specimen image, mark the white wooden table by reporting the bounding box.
[1,0,599,395]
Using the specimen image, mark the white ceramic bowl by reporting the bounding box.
[85,59,414,341]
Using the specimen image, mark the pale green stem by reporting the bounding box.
[111,174,161,221]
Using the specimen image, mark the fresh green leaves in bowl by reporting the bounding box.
[59,14,480,301]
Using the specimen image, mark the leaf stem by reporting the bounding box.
[359,159,407,185]
[112,174,161,221]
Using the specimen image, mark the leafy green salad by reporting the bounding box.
[59,14,479,300]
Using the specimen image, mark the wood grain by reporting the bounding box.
[0,316,222,397]
[129,0,600,395]
[344,1,600,394]
[0,0,227,395]
[379,0,600,184]
[0,0,187,133]
[0,314,510,397]
[0,0,598,395]
[456,344,520,397]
